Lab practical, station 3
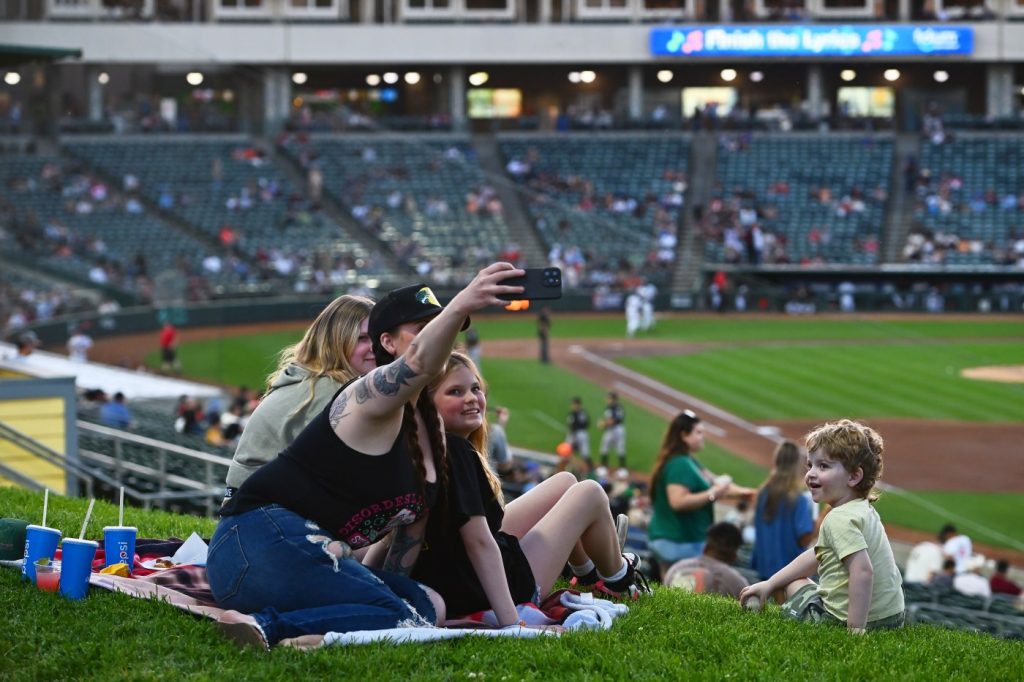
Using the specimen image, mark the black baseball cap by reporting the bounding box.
[368,284,470,364]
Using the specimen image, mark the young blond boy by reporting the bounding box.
[740,419,905,633]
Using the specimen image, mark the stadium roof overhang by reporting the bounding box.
[0,43,82,67]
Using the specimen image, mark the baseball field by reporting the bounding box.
[139,312,1024,555]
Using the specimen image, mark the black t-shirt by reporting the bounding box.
[604,403,625,427]
[221,393,426,549]
[567,408,589,432]
[412,435,536,617]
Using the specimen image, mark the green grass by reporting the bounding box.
[619,342,1024,422]
[3,488,1022,680]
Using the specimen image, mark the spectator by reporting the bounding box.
[648,410,755,575]
[740,420,906,633]
[98,392,133,430]
[663,522,750,599]
[930,558,956,590]
[990,559,1022,596]
[939,523,973,574]
[487,406,514,479]
[953,556,992,598]
[751,440,816,583]
[12,331,40,360]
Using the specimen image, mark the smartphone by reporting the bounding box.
[498,267,563,301]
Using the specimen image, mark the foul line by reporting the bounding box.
[530,409,565,435]
[570,346,782,445]
[880,483,1024,551]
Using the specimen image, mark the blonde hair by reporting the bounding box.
[804,419,884,503]
[757,439,805,522]
[429,352,503,505]
[266,295,374,411]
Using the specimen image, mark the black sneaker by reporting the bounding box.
[595,552,651,602]
[569,567,601,587]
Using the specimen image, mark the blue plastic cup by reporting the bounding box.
[59,538,98,600]
[21,525,62,584]
[103,526,137,574]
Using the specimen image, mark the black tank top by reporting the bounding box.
[221,393,426,549]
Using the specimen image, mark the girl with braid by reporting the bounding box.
[412,353,650,629]
[207,263,526,649]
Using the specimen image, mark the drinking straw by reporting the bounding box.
[42,488,49,527]
[118,487,125,527]
[79,499,96,540]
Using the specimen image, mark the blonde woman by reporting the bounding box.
[751,440,816,582]
[223,294,375,500]
[412,353,649,628]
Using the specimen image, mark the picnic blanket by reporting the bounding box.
[10,537,631,646]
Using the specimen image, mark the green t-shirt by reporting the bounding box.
[648,454,713,543]
[815,498,905,624]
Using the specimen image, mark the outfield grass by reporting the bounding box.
[158,315,1024,550]
[3,489,1022,681]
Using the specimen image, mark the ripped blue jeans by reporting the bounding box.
[207,504,437,645]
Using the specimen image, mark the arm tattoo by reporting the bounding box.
[328,390,349,430]
[354,376,372,404]
[371,357,419,398]
[382,523,424,576]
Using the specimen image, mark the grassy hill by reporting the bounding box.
[3,489,1022,680]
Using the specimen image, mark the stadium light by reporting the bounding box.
[3,72,20,85]
[433,73,443,84]
[98,72,110,85]
[656,70,673,83]
[383,72,399,84]
[292,72,308,85]
[933,70,949,83]
[750,71,764,83]
[404,72,421,85]
[186,71,204,86]
[579,70,596,83]
[884,69,901,82]
[568,72,581,83]
[366,74,381,86]
[720,69,737,82]
[468,71,489,86]
[840,69,856,82]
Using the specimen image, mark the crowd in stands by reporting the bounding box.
[0,271,97,340]
[703,133,890,266]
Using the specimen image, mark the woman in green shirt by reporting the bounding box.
[647,410,752,577]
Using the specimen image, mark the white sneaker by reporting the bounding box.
[615,513,629,553]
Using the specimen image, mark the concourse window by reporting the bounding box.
[753,0,809,19]
[837,87,894,118]
[682,87,738,117]
[817,0,874,17]
[284,0,345,18]
[641,0,695,19]
[213,0,272,19]
[576,0,631,20]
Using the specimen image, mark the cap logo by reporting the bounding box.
[416,287,440,307]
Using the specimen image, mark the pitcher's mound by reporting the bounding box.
[961,365,1024,384]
